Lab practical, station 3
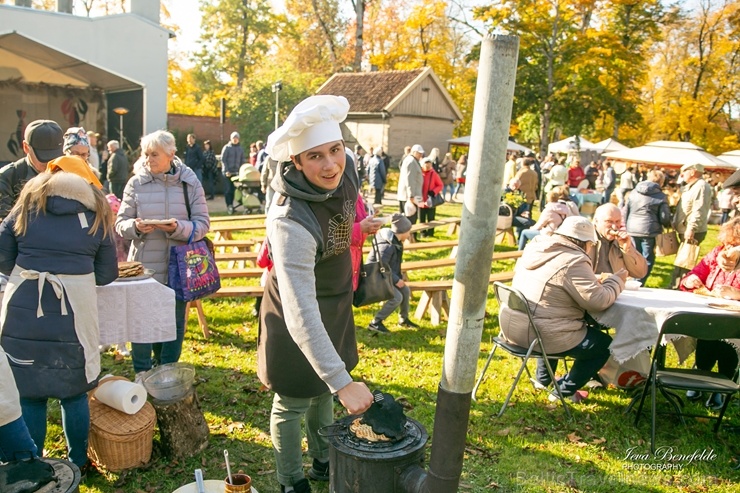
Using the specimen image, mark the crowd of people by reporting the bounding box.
[1,107,740,491]
[499,151,740,407]
[0,119,210,481]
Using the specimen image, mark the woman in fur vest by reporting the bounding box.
[0,156,118,470]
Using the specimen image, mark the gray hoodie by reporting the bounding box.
[262,156,359,394]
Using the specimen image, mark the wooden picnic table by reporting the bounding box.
[210,222,266,241]
[408,217,461,238]
[406,271,515,326]
[362,239,460,254]
[401,250,521,274]
[210,214,267,223]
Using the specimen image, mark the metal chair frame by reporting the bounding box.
[632,311,740,452]
[473,282,572,419]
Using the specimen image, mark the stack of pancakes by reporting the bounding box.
[118,261,144,278]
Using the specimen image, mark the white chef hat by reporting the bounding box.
[266,95,349,162]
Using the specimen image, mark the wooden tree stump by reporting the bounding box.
[151,388,209,458]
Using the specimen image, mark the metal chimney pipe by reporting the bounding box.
[400,34,519,493]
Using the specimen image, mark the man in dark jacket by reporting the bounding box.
[367,214,419,333]
[106,140,129,199]
[0,120,63,220]
[366,148,387,206]
[184,134,204,183]
[221,132,245,214]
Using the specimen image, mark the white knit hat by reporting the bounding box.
[266,95,349,162]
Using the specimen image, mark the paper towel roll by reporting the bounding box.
[95,379,148,414]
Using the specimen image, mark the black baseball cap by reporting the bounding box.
[24,120,64,163]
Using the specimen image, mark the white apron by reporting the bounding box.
[0,265,100,384]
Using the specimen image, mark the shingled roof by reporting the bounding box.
[315,69,424,113]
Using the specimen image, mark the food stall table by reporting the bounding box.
[591,287,740,375]
[97,277,176,345]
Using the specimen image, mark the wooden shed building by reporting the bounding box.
[316,67,463,165]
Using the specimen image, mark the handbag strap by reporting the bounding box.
[187,221,196,244]
[371,233,382,262]
[369,234,389,275]
[182,183,191,219]
[182,183,196,244]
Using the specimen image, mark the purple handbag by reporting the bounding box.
[168,222,220,301]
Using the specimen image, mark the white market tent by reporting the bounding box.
[603,141,736,170]
[447,136,533,154]
[593,138,629,152]
[718,150,740,168]
[547,135,598,153]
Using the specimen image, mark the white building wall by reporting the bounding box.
[0,5,169,133]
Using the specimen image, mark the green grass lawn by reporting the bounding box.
[44,198,739,492]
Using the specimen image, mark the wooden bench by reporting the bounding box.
[212,239,257,249]
[209,285,265,298]
[186,300,211,338]
[210,214,266,223]
[362,239,460,255]
[218,267,264,278]
[401,250,521,273]
[408,217,461,239]
[406,271,515,326]
[211,222,266,241]
[214,251,258,262]
[213,240,262,269]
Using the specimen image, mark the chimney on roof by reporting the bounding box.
[131,0,160,24]
[57,0,72,14]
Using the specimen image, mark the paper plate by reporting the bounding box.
[172,479,258,493]
[707,302,740,313]
[115,268,155,282]
[140,219,176,225]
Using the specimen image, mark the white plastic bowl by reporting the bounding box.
[142,363,195,401]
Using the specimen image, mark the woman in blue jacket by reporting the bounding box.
[0,155,118,470]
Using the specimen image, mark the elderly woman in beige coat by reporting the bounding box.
[500,216,627,402]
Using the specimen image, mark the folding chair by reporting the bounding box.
[632,311,740,452]
[472,282,572,419]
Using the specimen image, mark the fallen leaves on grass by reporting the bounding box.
[227,421,245,433]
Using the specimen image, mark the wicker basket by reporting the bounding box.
[88,377,156,472]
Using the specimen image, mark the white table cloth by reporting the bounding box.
[591,287,740,367]
[97,277,177,345]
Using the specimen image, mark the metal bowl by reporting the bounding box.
[142,363,195,401]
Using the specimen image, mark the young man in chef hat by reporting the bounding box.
[257,95,373,493]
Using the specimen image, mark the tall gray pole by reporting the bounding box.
[401,34,519,493]
[442,35,519,392]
